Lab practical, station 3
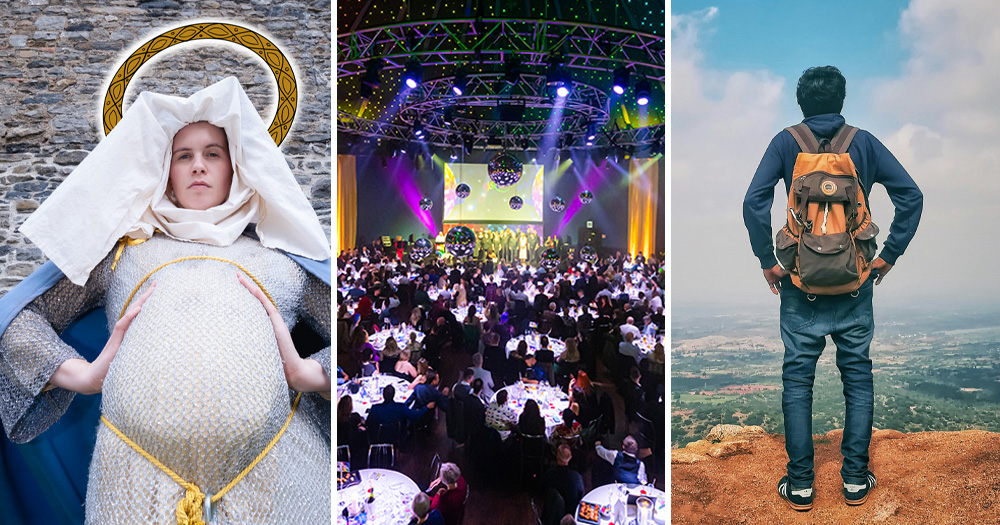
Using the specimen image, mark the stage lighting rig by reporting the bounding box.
[403,59,423,89]
[520,137,530,150]
[360,58,384,100]
[413,119,425,139]
[443,106,456,127]
[463,135,475,154]
[635,79,651,106]
[612,66,629,95]
[586,122,597,141]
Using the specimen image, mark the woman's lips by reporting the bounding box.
[189,181,210,188]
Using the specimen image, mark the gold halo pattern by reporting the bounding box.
[102,22,297,146]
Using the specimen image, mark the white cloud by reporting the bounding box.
[671,7,787,306]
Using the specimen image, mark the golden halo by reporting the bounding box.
[102,22,297,146]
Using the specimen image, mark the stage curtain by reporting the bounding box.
[628,158,659,257]
[337,155,357,253]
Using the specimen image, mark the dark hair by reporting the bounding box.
[463,368,475,381]
[426,369,438,383]
[523,398,540,418]
[383,384,395,401]
[796,66,846,118]
[562,408,575,425]
[472,378,483,393]
[496,390,508,403]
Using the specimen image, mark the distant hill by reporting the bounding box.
[672,425,1000,523]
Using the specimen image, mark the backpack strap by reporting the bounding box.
[785,123,820,153]
[830,125,859,154]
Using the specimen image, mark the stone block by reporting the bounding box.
[34,16,67,30]
[6,263,36,277]
[9,35,28,47]
[54,150,88,165]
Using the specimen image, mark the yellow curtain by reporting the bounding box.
[627,158,659,257]
[336,155,357,254]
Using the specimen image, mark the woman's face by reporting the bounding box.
[168,122,234,210]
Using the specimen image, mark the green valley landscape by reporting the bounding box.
[671,305,1000,447]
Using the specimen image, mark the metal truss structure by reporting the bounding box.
[337,18,665,151]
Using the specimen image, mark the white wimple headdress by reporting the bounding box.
[20,77,330,285]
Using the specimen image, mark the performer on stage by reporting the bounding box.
[0,78,332,524]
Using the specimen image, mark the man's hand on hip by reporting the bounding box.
[871,257,893,285]
[764,264,788,295]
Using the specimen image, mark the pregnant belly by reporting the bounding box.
[101,270,290,490]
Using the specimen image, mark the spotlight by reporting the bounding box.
[635,79,650,106]
[586,122,597,141]
[443,106,456,127]
[463,135,474,154]
[452,67,468,96]
[403,59,423,89]
[413,120,424,139]
[520,137,530,150]
[586,138,594,146]
[612,66,629,95]
[546,55,572,97]
[504,57,522,85]
[450,148,459,160]
[565,133,574,148]
[624,145,634,160]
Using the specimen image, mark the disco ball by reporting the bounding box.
[412,238,433,260]
[540,248,560,271]
[509,195,523,210]
[488,151,523,188]
[456,183,471,199]
[549,196,566,212]
[419,197,433,211]
[445,226,476,258]
[579,190,594,204]
[580,245,598,264]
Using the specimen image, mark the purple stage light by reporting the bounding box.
[556,86,569,98]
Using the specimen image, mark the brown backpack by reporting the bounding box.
[774,123,879,295]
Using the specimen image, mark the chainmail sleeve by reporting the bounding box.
[0,256,110,443]
[294,269,331,444]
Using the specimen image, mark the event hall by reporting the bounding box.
[336,2,665,523]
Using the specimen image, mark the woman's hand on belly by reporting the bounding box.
[237,273,331,397]
[48,283,157,395]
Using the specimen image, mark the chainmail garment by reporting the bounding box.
[1,234,331,524]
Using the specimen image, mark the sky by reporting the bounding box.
[672,0,1000,312]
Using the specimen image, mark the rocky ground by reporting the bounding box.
[672,425,1000,524]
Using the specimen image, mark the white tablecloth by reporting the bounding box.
[337,468,421,525]
[339,376,412,419]
[491,381,569,438]
[575,484,667,525]
[505,334,566,358]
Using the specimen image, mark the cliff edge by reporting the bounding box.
[672,425,1000,524]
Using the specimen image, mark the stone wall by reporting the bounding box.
[0,0,331,294]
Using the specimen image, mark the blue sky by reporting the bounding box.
[674,0,910,126]
[673,1,1000,309]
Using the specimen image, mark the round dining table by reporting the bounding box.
[337,468,421,525]
[505,334,566,358]
[491,381,570,439]
[574,483,667,525]
[369,326,424,353]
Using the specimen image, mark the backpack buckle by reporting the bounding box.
[806,294,817,302]
[850,290,860,298]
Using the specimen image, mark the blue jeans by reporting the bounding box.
[779,276,874,487]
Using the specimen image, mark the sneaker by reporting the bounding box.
[777,476,814,511]
[843,472,877,506]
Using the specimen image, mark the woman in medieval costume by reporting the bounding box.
[0,77,331,524]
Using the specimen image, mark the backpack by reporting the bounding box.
[774,123,879,295]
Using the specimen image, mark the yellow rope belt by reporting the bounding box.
[105,255,294,525]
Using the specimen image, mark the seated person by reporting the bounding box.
[485,390,518,433]
[618,331,643,365]
[395,348,419,380]
[521,353,546,385]
[541,444,585,518]
[549,408,582,449]
[518,399,546,437]
[360,346,380,376]
[428,462,467,525]
[366,384,426,443]
[407,369,451,412]
[408,492,445,525]
[595,435,647,484]
[534,336,556,386]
